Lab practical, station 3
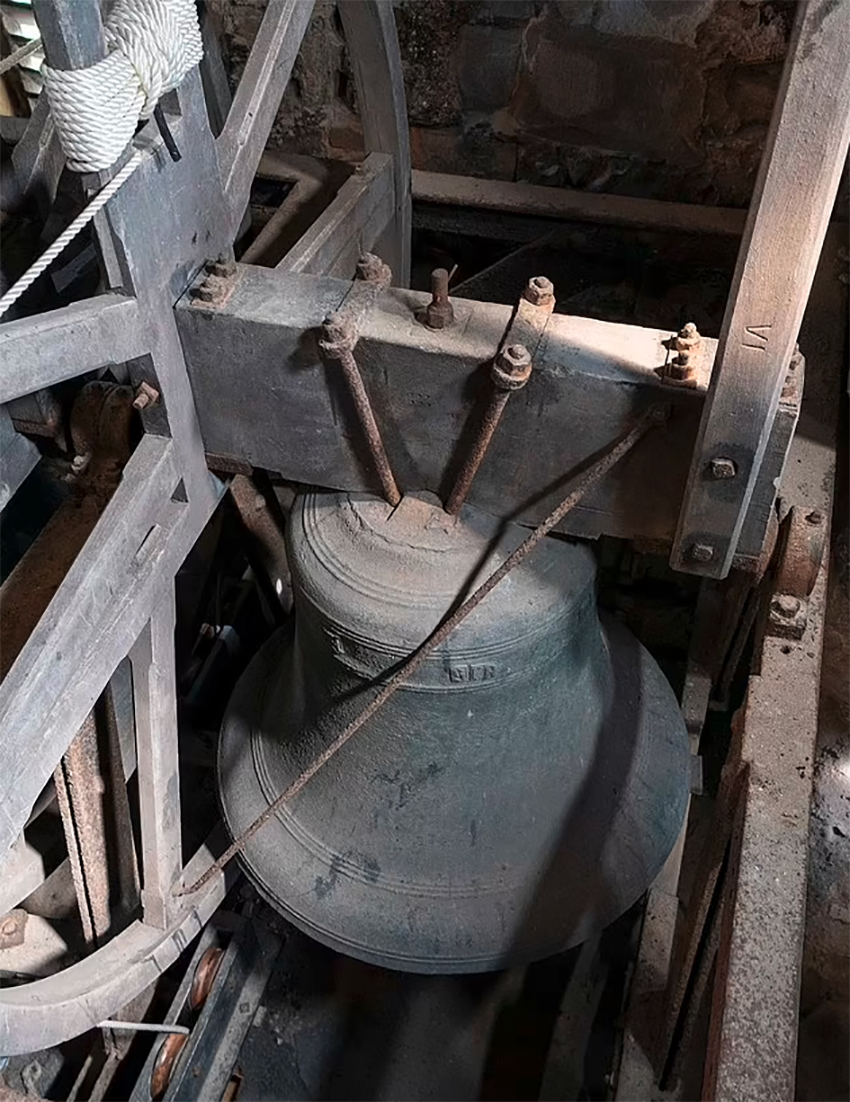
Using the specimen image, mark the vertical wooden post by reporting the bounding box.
[671,0,850,578]
[130,583,182,929]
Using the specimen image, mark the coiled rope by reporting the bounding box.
[43,0,203,174]
[0,0,202,320]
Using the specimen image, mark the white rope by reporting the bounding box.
[42,0,203,173]
[0,37,42,77]
[0,149,145,320]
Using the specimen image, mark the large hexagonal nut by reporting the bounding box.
[491,343,533,390]
[523,276,555,307]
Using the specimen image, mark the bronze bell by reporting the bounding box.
[219,491,690,973]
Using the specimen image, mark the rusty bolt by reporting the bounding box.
[492,343,533,390]
[193,278,220,303]
[774,594,802,617]
[805,509,824,527]
[523,276,555,307]
[668,322,701,380]
[207,256,236,279]
[321,311,355,350]
[356,253,392,286]
[689,542,715,563]
[133,382,160,411]
[709,457,737,480]
[422,268,454,330]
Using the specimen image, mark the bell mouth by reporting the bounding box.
[218,492,690,974]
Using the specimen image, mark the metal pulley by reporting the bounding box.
[219,490,690,973]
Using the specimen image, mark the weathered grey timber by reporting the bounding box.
[176,263,795,559]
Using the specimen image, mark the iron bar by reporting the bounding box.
[100,1021,190,1036]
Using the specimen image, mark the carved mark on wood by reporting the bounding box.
[742,325,772,350]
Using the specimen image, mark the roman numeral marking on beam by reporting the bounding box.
[742,325,772,350]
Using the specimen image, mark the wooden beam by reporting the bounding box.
[276,151,395,278]
[0,293,144,403]
[671,0,850,577]
[412,170,748,239]
[0,404,39,509]
[338,0,412,286]
[130,585,182,929]
[0,435,209,858]
[179,265,709,541]
[217,0,315,236]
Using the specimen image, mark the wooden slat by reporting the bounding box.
[276,152,395,278]
[0,436,187,857]
[130,585,182,929]
[338,0,412,285]
[217,0,315,235]
[0,294,144,403]
[671,0,850,577]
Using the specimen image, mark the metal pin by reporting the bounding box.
[421,268,454,329]
[99,1019,190,1035]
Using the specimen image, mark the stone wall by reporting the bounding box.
[216,0,798,208]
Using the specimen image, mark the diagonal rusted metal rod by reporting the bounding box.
[445,342,533,515]
[320,315,401,507]
[318,253,401,507]
[178,403,667,898]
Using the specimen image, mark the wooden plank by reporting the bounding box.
[31,0,103,69]
[217,0,315,236]
[0,293,144,403]
[413,171,748,239]
[276,151,395,278]
[671,0,850,578]
[130,585,182,929]
[338,0,412,286]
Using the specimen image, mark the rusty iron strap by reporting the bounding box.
[178,405,667,897]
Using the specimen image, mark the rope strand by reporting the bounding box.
[0,150,145,320]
